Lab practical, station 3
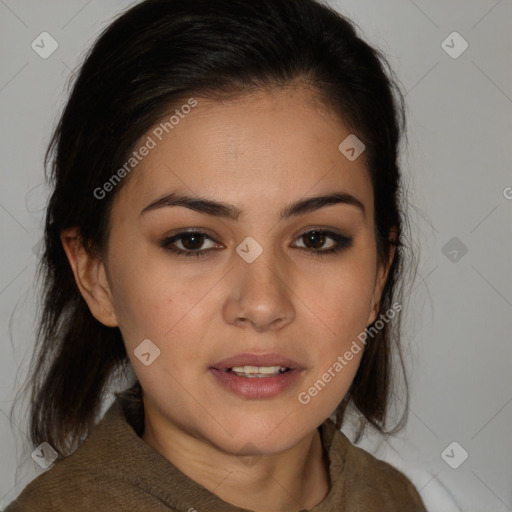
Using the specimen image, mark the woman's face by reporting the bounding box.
[100,86,390,455]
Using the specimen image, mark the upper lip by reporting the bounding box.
[210,352,303,371]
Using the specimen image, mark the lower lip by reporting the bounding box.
[209,368,303,399]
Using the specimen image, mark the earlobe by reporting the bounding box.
[60,227,118,327]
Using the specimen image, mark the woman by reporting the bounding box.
[7,0,426,510]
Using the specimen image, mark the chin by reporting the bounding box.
[209,412,312,455]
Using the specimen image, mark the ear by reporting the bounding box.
[60,227,118,327]
[367,229,397,326]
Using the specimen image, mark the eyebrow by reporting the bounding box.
[140,191,365,220]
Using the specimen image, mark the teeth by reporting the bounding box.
[230,365,288,377]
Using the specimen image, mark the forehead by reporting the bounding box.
[113,87,373,219]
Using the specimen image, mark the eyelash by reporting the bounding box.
[159,229,353,260]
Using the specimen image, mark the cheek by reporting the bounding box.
[295,266,372,415]
[105,242,173,346]
[112,281,177,357]
[308,254,376,336]
[108,249,215,360]
[299,249,376,398]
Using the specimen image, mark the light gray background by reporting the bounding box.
[1,1,511,511]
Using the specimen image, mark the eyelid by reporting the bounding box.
[161,229,223,248]
[162,227,223,243]
[162,225,349,245]
[160,226,352,259]
[292,224,347,238]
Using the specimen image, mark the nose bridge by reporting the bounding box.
[238,238,285,300]
[227,236,295,330]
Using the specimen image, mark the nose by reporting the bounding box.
[223,245,296,333]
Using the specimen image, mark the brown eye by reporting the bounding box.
[301,231,331,250]
[160,231,220,259]
[180,232,207,250]
[293,229,353,255]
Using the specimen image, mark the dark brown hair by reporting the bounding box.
[15,0,415,459]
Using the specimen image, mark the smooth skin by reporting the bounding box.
[61,85,394,512]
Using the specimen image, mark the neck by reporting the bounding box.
[141,402,331,511]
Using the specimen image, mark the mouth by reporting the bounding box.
[208,353,304,398]
[210,352,303,376]
[222,365,291,378]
